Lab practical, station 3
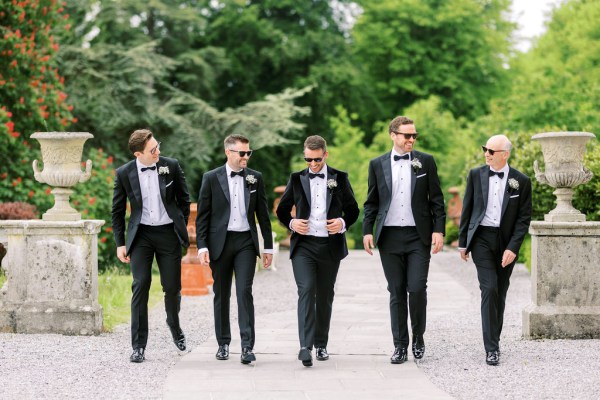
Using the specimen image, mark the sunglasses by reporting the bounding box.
[149,142,161,155]
[481,146,507,156]
[230,149,253,157]
[304,157,323,163]
[392,131,418,140]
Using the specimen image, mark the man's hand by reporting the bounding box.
[326,218,343,234]
[199,250,210,266]
[459,248,469,262]
[363,234,375,255]
[431,232,444,254]
[291,219,309,235]
[262,253,273,269]
[117,246,130,263]
[501,249,516,267]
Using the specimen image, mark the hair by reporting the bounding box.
[303,135,327,151]
[224,134,250,149]
[489,134,513,151]
[128,129,153,154]
[388,116,415,134]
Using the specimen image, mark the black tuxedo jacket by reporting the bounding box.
[276,166,359,261]
[195,166,273,260]
[363,150,446,246]
[112,156,191,255]
[459,165,532,254]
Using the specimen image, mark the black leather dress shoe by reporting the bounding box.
[315,347,329,361]
[486,350,500,366]
[130,348,145,363]
[298,347,313,367]
[170,327,186,352]
[390,347,407,364]
[216,344,229,360]
[412,335,425,360]
[240,347,256,364]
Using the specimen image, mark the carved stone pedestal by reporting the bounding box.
[0,220,104,335]
[523,222,600,339]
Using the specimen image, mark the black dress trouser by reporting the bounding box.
[378,226,431,348]
[291,236,340,350]
[129,223,182,350]
[470,226,514,352]
[210,231,257,350]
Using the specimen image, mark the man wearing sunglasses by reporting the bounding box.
[112,129,191,363]
[276,135,359,367]
[196,134,273,365]
[458,134,531,366]
[363,116,446,364]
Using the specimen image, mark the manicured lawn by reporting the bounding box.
[98,269,164,331]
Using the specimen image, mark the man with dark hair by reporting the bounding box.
[277,135,359,367]
[363,116,446,364]
[112,129,191,363]
[196,134,273,365]
[459,134,531,366]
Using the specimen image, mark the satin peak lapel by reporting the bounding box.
[217,167,231,204]
[127,163,143,207]
[381,153,393,197]
[500,168,513,219]
[480,167,490,211]
[244,171,250,211]
[410,152,416,196]
[326,169,336,213]
[300,170,311,208]
[158,161,167,205]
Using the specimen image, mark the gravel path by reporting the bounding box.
[1,249,599,399]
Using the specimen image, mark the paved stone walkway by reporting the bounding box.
[164,250,462,399]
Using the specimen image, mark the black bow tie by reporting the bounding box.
[489,170,504,179]
[394,154,410,161]
[230,170,245,178]
[309,173,325,179]
[141,166,156,172]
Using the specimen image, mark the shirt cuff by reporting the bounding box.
[197,248,208,257]
[288,219,295,232]
[263,249,273,254]
[338,217,346,234]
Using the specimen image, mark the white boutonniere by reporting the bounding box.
[246,174,257,185]
[158,166,169,175]
[411,158,422,172]
[508,178,519,190]
[327,179,337,190]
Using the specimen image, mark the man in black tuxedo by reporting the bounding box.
[112,129,191,363]
[195,134,273,365]
[363,116,445,364]
[458,134,532,366]
[276,135,359,367]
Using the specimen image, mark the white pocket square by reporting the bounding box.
[250,190,257,193]
[510,194,519,198]
[165,181,173,188]
[416,173,427,178]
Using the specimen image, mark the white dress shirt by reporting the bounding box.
[383,150,416,227]
[225,164,251,232]
[136,159,173,226]
[289,166,346,235]
[481,164,510,227]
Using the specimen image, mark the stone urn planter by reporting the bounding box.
[532,131,595,222]
[31,132,93,221]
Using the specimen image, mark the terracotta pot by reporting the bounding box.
[181,203,209,295]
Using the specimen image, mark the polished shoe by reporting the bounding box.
[130,348,145,363]
[240,347,256,364]
[298,347,313,367]
[169,326,186,352]
[216,344,229,360]
[412,335,425,360]
[486,350,500,366]
[315,347,329,361]
[390,347,407,364]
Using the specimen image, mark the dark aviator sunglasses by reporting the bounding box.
[392,131,418,140]
[230,149,253,157]
[481,146,507,156]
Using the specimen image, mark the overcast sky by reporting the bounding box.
[510,0,564,52]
